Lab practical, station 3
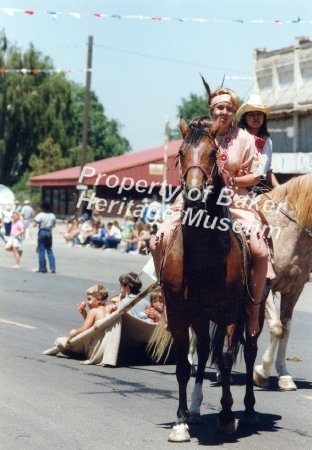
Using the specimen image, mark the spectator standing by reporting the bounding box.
[14,200,22,213]
[4,212,25,268]
[1,205,13,236]
[33,201,56,273]
[21,200,35,240]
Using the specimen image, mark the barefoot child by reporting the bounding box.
[66,284,116,346]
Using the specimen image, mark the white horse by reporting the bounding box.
[188,174,312,390]
[253,173,312,390]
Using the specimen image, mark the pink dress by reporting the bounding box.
[216,126,263,230]
[150,126,274,279]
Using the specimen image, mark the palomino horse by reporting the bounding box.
[155,116,265,442]
[253,173,312,390]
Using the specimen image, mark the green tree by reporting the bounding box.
[68,85,130,165]
[0,33,130,187]
[170,93,210,139]
[29,137,69,175]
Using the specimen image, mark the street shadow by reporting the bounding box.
[158,411,282,446]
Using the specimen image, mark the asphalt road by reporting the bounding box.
[0,225,311,449]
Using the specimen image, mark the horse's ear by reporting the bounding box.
[210,117,222,138]
[179,117,189,138]
[200,74,210,99]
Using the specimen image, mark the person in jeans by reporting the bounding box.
[33,201,56,273]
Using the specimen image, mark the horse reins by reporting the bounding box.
[257,181,312,237]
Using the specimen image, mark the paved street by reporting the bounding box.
[0,224,311,449]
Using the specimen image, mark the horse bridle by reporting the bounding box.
[180,162,218,189]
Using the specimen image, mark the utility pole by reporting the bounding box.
[80,35,93,177]
[162,116,170,208]
[77,35,93,216]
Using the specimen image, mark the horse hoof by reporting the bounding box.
[216,417,237,434]
[253,365,270,389]
[278,375,297,391]
[240,412,260,427]
[168,423,190,442]
[188,413,202,424]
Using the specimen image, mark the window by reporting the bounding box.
[256,69,272,90]
[277,65,294,86]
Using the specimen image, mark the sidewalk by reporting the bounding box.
[0,221,152,287]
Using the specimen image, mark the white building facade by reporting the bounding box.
[253,36,312,177]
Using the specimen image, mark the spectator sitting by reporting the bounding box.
[73,219,93,246]
[65,284,116,346]
[142,289,165,323]
[121,213,135,240]
[90,224,107,248]
[43,284,118,362]
[123,222,142,253]
[63,217,79,245]
[137,223,152,254]
[118,272,150,316]
[91,207,102,226]
[102,221,122,249]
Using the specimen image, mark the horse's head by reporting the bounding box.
[178,116,221,208]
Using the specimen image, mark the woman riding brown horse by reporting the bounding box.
[150,114,266,442]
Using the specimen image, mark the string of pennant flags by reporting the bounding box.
[0,8,309,24]
[0,67,252,80]
[0,68,75,74]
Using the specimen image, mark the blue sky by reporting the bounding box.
[1,0,312,152]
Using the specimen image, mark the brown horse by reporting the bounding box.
[253,173,312,390]
[155,116,265,442]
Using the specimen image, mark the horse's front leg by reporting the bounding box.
[241,333,260,426]
[216,348,237,434]
[168,326,191,443]
[188,327,197,376]
[188,321,210,423]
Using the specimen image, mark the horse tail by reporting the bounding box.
[146,319,173,363]
[210,314,245,367]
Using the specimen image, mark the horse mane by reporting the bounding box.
[183,116,214,145]
[259,174,312,230]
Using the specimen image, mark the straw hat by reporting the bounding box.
[236,94,269,122]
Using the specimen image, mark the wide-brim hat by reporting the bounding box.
[236,94,269,122]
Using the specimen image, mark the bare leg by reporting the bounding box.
[246,234,268,336]
[12,247,21,266]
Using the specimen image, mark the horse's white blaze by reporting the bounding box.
[189,382,203,415]
[189,142,207,188]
